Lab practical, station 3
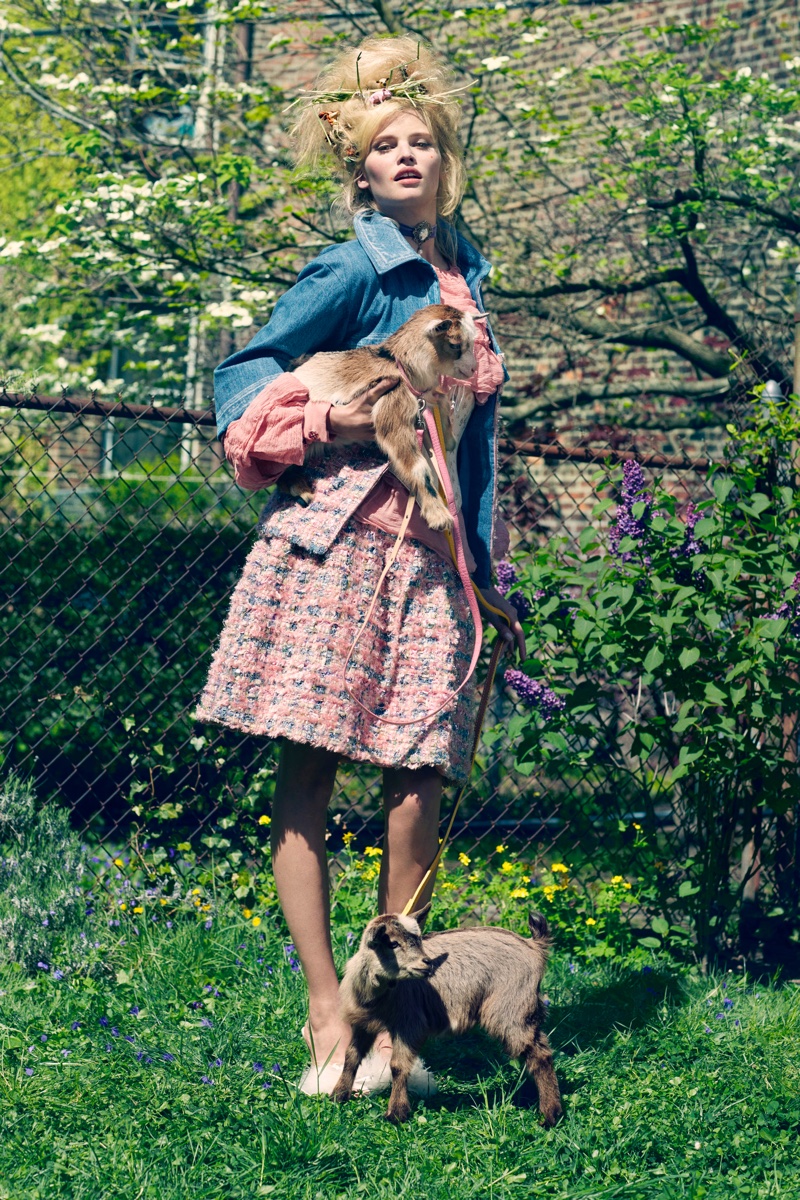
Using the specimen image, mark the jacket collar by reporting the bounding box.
[353,208,492,285]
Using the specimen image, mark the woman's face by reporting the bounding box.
[357,111,441,223]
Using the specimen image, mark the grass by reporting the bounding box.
[1,908,799,1200]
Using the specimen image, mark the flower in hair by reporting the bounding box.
[368,87,393,105]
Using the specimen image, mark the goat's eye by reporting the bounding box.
[388,940,400,949]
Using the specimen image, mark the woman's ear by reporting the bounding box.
[355,174,370,191]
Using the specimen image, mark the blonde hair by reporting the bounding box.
[291,36,467,259]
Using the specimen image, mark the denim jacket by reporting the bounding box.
[213,208,508,587]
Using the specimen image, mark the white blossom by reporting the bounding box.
[481,56,510,72]
[22,323,66,345]
[0,240,24,258]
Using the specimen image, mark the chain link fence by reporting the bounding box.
[1,383,797,942]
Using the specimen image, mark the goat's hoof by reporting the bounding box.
[422,504,454,533]
[541,1101,563,1127]
[331,1085,350,1105]
[385,1105,411,1124]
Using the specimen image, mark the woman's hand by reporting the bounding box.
[328,377,399,441]
[476,585,526,658]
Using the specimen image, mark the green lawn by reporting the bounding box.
[1,910,799,1200]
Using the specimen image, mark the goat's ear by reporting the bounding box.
[409,902,431,931]
[429,317,457,337]
[366,920,389,949]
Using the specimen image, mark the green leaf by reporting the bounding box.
[678,881,700,898]
[679,647,701,669]
[574,616,594,641]
[638,936,661,949]
[651,917,669,936]
[704,682,727,705]
[644,645,664,671]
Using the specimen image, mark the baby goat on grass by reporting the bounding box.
[333,905,562,1125]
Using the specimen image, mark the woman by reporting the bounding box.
[196,36,524,1093]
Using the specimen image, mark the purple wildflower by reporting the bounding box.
[25,1067,33,1076]
[61,1049,71,1057]
[52,970,64,981]
[37,962,49,971]
[191,1002,202,1010]
[200,1018,213,1029]
[211,1057,222,1067]
[496,561,518,596]
[504,669,566,719]
[124,1035,135,1044]
[104,1044,112,1051]
[723,998,734,1009]
[129,1006,139,1016]
[253,1062,264,1072]
[204,919,213,930]
[715,1012,725,1020]
[201,1075,215,1085]
[162,1052,175,1062]
[609,459,651,562]
[40,1034,47,1043]
[99,1017,109,1027]
[271,1063,281,1074]
[111,1027,120,1037]
[704,1025,712,1033]
[71,1022,80,1031]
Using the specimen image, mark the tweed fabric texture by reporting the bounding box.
[194,519,478,783]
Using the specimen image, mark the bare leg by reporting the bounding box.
[379,764,443,915]
[270,739,348,1068]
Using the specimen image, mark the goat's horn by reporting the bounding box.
[473,313,489,321]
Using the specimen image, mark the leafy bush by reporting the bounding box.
[502,392,800,958]
[0,771,86,969]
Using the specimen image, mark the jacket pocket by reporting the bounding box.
[257,448,390,556]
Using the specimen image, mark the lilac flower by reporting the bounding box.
[767,571,800,634]
[496,561,518,596]
[504,669,566,719]
[508,590,532,621]
[609,459,652,562]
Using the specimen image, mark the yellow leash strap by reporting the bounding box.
[401,405,513,917]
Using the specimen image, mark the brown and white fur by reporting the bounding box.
[333,905,563,1126]
[278,304,484,532]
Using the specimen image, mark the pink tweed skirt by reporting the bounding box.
[194,519,478,783]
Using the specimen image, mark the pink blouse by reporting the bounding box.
[222,263,507,568]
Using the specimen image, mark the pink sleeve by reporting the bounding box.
[222,373,334,491]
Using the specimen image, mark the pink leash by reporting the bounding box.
[341,378,484,727]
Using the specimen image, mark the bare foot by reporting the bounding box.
[302,1017,352,1068]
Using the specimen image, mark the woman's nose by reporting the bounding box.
[396,144,417,162]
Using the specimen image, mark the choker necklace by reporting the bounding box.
[397,220,437,250]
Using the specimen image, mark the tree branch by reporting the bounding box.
[0,39,114,142]
[502,376,732,421]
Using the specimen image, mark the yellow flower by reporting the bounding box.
[543,884,557,896]
[510,887,529,899]
[342,831,355,846]
[495,844,506,854]
[458,852,471,866]
[201,904,211,911]
[624,882,632,890]
[441,881,455,890]
[500,862,514,874]
[550,863,569,874]
[364,846,382,858]
[257,815,271,826]
[159,898,167,906]
[633,822,642,831]
[194,899,201,907]
[251,917,261,927]
[133,906,144,914]
[469,872,480,882]
[363,866,379,882]
[586,917,597,926]
[611,875,624,884]
[243,908,253,919]
[119,903,127,911]
[113,857,124,868]
[191,888,201,896]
